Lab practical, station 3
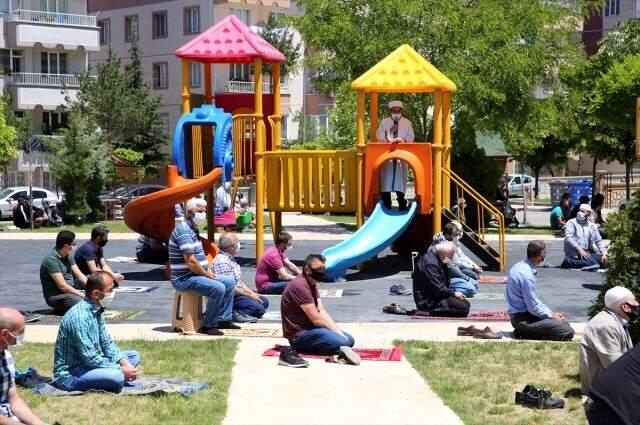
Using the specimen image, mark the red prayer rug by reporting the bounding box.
[478,275,507,284]
[262,344,403,361]
[411,311,510,321]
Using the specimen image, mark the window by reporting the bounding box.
[125,15,139,42]
[0,49,9,75]
[11,50,22,74]
[0,0,9,13]
[281,115,288,140]
[41,52,67,74]
[13,191,28,200]
[98,19,110,44]
[42,111,68,134]
[190,62,201,88]
[40,0,68,13]
[230,8,249,25]
[152,62,168,89]
[604,0,620,16]
[512,176,521,185]
[32,190,47,199]
[524,177,532,184]
[152,11,168,39]
[184,6,200,34]
[229,63,250,81]
[269,11,286,21]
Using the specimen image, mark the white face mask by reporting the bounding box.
[284,243,293,251]
[577,211,588,223]
[7,331,25,351]
[193,212,207,226]
[391,113,401,121]
[224,182,232,190]
[99,291,116,309]
[441,257,452,264]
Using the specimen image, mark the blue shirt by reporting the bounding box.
[53,299,124,385]
[0,350,17,420]
[550,206,563,230]
[169,221,208,284]
[505,259,553,318]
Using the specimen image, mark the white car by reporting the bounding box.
[507,174,535,197]
[0,187,62,220]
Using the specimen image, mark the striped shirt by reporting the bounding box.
[213,251,242,287]
[169,221,208,284]
[53,298,124,386]
[0,350,17,421]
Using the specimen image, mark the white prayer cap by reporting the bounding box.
[388,100,403,109]
[579,204,592,213]
[604,286,634,310]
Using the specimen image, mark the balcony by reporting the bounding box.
[13,73,80,87]
[221,80,290,94]
[6,9,100,51]
[8,73,79,110]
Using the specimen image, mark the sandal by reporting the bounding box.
[383,303,407,315]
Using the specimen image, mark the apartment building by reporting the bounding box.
[582,0,640,55]
[0,0,99,189]
[87,0,332,145]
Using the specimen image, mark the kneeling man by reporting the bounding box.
[580,286,637,393]
[279,254,359,367]
[52,272,140,392]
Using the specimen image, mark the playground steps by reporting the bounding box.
[441,208,501,272]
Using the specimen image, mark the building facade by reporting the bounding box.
[0,0,99,190]
[87,0,332,149]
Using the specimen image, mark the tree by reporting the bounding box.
[127,40,144,90]
[47,115,109,221]
[257,14,302,79]
[0,96,18,174]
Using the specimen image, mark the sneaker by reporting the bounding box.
[217,321,242,330]
[515,385,565,409]
[278,347,309,368]
[581,264,600,272]
[199,327,224,336]
[337,346,361,366]
[389,284,412,296]
[232,312,257,323]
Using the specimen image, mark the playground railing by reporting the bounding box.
[264,150,358,213]
[232,113,260,179]
[442,167,506,271]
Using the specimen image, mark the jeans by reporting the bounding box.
[59,350,140,393]
[258,281,289,295]
[173,274,235,328]
[450,277,478,297]
[510,312,575,341]
[292,327,355,355]
[46,293,82,315]
[561,253,603,269]
[233,295,269,318]
[460,267,479,281]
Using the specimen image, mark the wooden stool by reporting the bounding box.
[171,291,203,334]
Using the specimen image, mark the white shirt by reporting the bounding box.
[215,186,231,210]
[375,116,415,193]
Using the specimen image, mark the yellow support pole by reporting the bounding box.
[271,62,283,239]
[181,59,191,115]
[356,90,366,229]
[443,91,452,209]
[433,90,443,234]
[204,63,213,104]
[254,57,266,259]
[369,92,378,142]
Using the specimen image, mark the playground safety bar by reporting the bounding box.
[264,150,358,213]
[442,167,506,271]
[232,113,260,179]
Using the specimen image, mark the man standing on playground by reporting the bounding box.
[375,100,415,211]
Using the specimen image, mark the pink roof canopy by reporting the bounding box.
[175,15,286,64]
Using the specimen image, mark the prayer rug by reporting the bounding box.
[217,328,282,337]
[263,289,342,298]
[115,286,159,293]
[478,275,507,284]
[105,256,139,263]
[34,377,207,397]
[472,292,506,301]
[411,311,510,321]
[262,344,403,361]
[30,309,146,321]
[260,311,282,321]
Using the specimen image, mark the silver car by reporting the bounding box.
[0,187,62,220]
[507,174,535,197]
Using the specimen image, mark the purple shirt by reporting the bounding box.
[255,246,286,292]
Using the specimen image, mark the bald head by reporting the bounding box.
[0,307,25,351]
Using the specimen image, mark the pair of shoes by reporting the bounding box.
[389,284,412,296]
[457,325,502,339]
[199,327,224,336]
[278,347,309,368]
[217,321,242,330]
[232,312,257,323]
[515,385,565,409]
[383,303,408,315]
[581,264,600,272]
[337,346,361,365]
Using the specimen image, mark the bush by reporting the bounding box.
[588,189,640,342]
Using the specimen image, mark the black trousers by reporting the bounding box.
[510,312,575,341]
[585,400,626,425]
[381,192,407,210]
[429,297,470,317]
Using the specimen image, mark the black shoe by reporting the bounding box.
[217,321,242,330]
[278,347,309,368]
[232,312,257,323]
[199,327,224,336]
[515,385,565,409]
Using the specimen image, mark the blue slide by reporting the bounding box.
[322,201,418,281]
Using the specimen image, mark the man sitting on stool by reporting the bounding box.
[506,240,575,341]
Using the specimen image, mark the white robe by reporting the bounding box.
[375,116,415,193]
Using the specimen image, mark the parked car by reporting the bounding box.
[507,174,535,197]
[0,187,62,220]
[99,184,166,203]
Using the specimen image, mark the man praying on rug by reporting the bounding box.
[279,254,360,367]
[52,272,141,393]
[255,231,302,295]
[506,240,575,341]
[413,241,470,317]
[430,222,480,297]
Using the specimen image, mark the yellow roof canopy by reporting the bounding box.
[351,44,456,93]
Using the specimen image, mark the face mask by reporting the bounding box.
[577,212,588,223]
[454,235,462,242]
[308,268,325,282]
[626,304,640,321]
[98,291,116,309]
[193,212,207,226]
[284,244,292,251]
[391,113,401,121]
[224,182,232,190]
[442,257,452,264]
[6,331,25,351]
[98,239,108,247]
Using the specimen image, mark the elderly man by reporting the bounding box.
[0,308,46,424]
[430,222,480,297]
[40,230,88,315]
[213,232,269,321]
[506,240,575,341]
[255,231,302,295]
[375,100,415,211]
[279,254,359,367]
[562,204,608,270]
[580,286,637,393]
[74,224,125,284]
[169,198,238,335]
[413,241,470,317]
[52,272,140,393]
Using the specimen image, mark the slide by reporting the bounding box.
[322,201,418,281]
[123,105,233,256]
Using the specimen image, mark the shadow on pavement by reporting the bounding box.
[582,283,601,291]
[124,268,166,282]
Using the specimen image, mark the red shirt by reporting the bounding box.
[280,275,319,341]
[255,246,286,292]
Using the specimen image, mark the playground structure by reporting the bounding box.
[124,16,506,279]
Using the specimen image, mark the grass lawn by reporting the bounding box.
[487,226,556,236]
[402,340,584,425]
[15,339,238,425]
[0,220,134,233]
